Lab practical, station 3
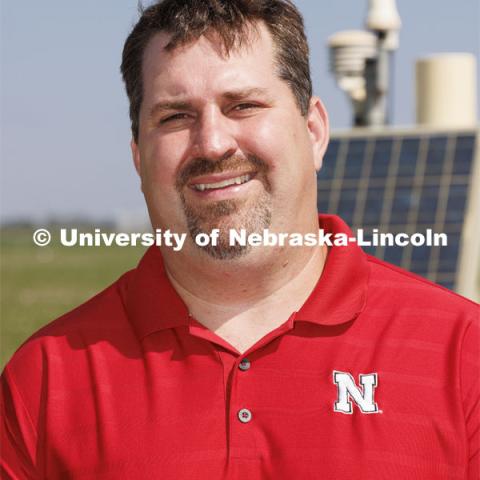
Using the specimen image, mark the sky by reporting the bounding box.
[1,0,479,223]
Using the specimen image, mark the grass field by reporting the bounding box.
[1,228,146,367]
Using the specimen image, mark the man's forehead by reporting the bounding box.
[140,22,281,104]
[142,22,274,74]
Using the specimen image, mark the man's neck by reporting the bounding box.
[162,240,328,353]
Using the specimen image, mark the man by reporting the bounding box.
[1,0,478,478]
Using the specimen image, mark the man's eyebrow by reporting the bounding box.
[149,88,272,119]
[222,87,271,101]
[149,101,192,119]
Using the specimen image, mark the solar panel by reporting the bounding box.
[317,129,478,292]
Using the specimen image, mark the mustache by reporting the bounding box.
[176,154,269,190]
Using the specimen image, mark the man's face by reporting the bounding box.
[132,22,328,259]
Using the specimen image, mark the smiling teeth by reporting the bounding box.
[193,174,251,191]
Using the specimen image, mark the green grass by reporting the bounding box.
[1,228,146,367]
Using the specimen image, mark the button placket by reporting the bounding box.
[236,358,252,423]
[228,355,258,459]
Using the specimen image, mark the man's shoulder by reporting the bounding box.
[364,254,479,321]
[33,268,135,339]
[4,269,136,373]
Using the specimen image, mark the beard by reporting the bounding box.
[177,154,272,260]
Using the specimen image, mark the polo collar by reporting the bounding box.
[126,214,369,340]
[126,245,189,340]
[294,214,369,326]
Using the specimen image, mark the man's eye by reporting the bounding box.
[233,103,259,111]
[160,113,189,124]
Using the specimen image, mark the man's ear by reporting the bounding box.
[130,139,144,192]
[307,96,330,172]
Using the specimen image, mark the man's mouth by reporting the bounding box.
[186,169,258,198]
[190,173,253,192]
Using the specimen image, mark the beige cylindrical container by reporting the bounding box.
[416,53,477,127]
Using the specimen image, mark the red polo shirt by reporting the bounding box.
[1,215,479,479]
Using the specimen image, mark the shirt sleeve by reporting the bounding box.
[461,318,480,480]
[1,367,41,480]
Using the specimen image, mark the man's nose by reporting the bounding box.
[191,107,237,161]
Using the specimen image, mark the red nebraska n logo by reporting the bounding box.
[333,371,380,414]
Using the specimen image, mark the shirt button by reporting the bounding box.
[238,408,252,423]
[238,358,251,371]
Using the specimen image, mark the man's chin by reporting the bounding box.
[184,199,241,233]
[182,194,272,260]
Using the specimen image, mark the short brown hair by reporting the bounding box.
[121,0,312,142]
